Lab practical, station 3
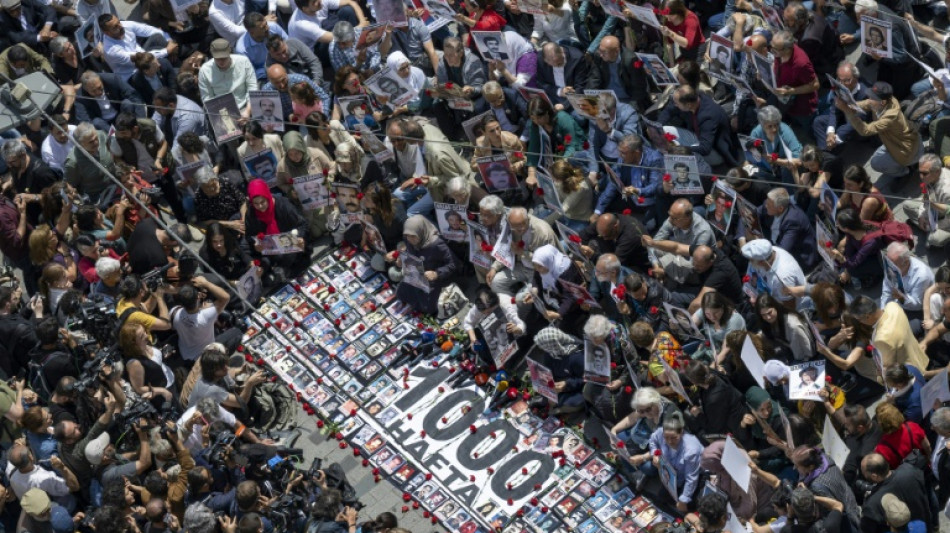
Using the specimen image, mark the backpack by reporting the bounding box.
[901,88,942,135]
[27,350,74,403]
[865,220,915,248]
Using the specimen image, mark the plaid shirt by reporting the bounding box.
[329,28,381,73]
[262,72,331,119]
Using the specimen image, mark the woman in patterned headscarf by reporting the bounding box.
[533,327,585,415]
[394,215,459,315]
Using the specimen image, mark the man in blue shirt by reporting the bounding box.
[593,134,664,231]
[235,12,288,83]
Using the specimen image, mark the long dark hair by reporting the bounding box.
[700,291,734,325]
[202,222,241,256]
[755,294,792,341]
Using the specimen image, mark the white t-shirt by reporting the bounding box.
[41,125,76,171]
[172,306,219,361]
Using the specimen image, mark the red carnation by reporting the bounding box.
[356,192,364,200]
[536,188,545,196]
[624,385,633,394]
[413,177,422,185]
[564,134,572,143]
[770,152,779,162]
[392,250,400,259]
[725,201,733,208]
[649,306,658,314]
[445,82,454,89]
[556,144,565,152]
[481,242,493,252]
[517,240,525,248]
[322,167,329,176]
[638,196,645,204]
[469,425,478,433]
[753,139,763,148]
[582,141,590,150]
[514,151,524,158]
[663,132,677,142]
[622,208,632,215]
[568,234,582,244]
[634,60,644,68]
[663,173,672,182]
[654,450,662,456]
[257,232,265,241]
[742,275,751,283]
[746,38,754,46]
[825,241,833,248]
[467,212,476,220]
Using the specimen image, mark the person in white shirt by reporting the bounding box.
[98,13,177,80]
[76,0,113,23]
[740,238,807,311]
[198,39,259,113]
[289,0,365,49]
[881,241,935,334]
[170,276,231,362]
[40,114,75,173]
[6,444,77,509]
[208,0,246,46]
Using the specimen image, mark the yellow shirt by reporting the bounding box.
[873,302,929,372]
[116,298,157,333]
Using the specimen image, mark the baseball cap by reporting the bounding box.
[881,494,911,528]
[84,432,111,466]
[741,239,773,261]
[867,81,894,102]
[0,0,21,9]
[210,39,232,59]
[20,488,51,515]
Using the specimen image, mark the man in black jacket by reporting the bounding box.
[658,85,741,168]
[579,213,651,273]
[27,317,78,402]
[586,35,650,112]
[483,81,527,135]
[839,404,884,487]
[74,71,144,131]
[0,0,56,51]
[537,43,590,109]
[0,139,58,226]
[860,454,933,533]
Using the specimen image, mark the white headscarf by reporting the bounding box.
[385,51,427,93]
[532,244,572,290]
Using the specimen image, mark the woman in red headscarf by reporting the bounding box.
[244,179,310,282]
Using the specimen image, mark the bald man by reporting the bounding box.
[642,199,716,284]
[537,42,590,107]
[578,213,651,272]
[586,34,649,110]
[860,453,933,533]
[261,63,329,125]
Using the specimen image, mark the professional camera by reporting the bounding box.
[64,294,118,347]
[203,427,245,467]
[67,346,120,393]
[142,263,174,292]
[0,265,17,289]
[854,478,878,500]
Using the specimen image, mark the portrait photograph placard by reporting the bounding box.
[175,160,209,189]
[861,15,893,59]
[364,67,417,107]
[292,174,330,211]
[751,51,776,90]
[472,31,509,61]
[262,232,304,255]
[707,181,737,234]
[477,154,519,193]
[583,339,611,384]
[356,23,387,49]
[637,53,678,86]
[249,90,284,132]
[664,154,703,196]
[624,1,661,27]
[243,148,279,187]
[789,361,826,401]
[338,95,379,132]
[401,251,430,293]
[706,34,734,81]
[467,221,493,269]
[434,202,468,242]
[205,94,243,144]
[536,168,563,214]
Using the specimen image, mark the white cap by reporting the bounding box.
[741,239,773,261]
[84,432,111,466]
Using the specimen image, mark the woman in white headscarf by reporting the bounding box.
[384,51,432,115]
[519,244,586,336]
[393,215,460,315]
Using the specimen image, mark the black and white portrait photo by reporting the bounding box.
[365,67,417,107]
[472,31,509,61]
[243,149,279,186]
[249,90,284,132]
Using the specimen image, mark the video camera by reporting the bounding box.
[65,294,118,347]
[142,263,174,292]
[66,346,120,393]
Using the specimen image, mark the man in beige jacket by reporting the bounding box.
[838,81,922,181]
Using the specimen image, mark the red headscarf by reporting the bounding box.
[248,179,279,235]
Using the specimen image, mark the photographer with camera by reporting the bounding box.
[185,459,244,516]
[85,416,153,488]
[27,317,80,403]
[860,453,934,533]
[75,234,123,285]
[306,488,359,533]
[53,372,126,500]
[116,274,172,337]
[171,276,238,363]
[143,497,181,533]
[140,420,195,522]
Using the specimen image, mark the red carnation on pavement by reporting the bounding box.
[402,493,411,502]
[470,425,478,433]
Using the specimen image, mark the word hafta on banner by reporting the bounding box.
[241,246,675,533]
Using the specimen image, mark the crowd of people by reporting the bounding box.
[1,0,950,529]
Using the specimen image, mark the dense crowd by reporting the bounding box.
[0,0,949,529]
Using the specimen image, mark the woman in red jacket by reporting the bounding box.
[660,0,704,62]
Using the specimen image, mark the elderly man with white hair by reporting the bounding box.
[755,187,819,272]
[487,207,560,296]
[740,239,806,311]
[898,153,950,248]
[881,241,934,334]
